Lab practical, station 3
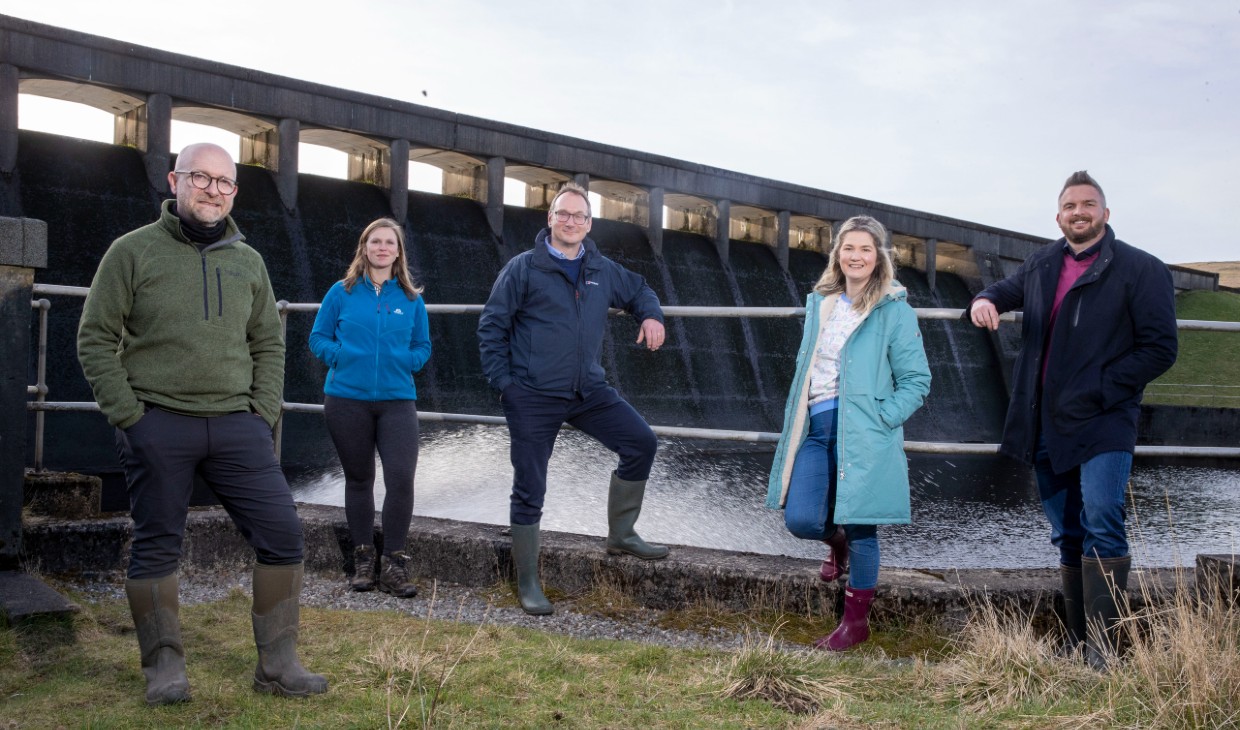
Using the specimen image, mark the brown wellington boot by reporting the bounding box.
[251,563,329,697]
[125,573,192,706]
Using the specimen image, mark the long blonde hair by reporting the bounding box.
[342,218,423,299]
[813,215,895,316]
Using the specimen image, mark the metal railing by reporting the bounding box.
[26,283,1240,470]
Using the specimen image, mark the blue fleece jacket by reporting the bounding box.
[309,276,431,401]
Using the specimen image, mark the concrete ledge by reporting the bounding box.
[23,470,101,519]
[21,504,1190,626]
[0,570,79,627]
[1197,554,1240,605]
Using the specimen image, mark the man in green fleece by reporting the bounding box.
[77,142,327,705]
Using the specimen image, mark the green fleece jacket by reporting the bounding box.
[77,200,285,430]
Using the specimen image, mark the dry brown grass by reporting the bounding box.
[1178,261,1240,288]
[1107,570,1240,728]
[929,592,1101,718]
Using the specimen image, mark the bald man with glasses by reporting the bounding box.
[478,181,669,616]
[78,142,327,704]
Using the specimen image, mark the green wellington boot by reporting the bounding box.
[604,473,670,560]
[125,573,192,706]
[251,563,329,697]
[1082,555,1132,671]
[510,523,553,615]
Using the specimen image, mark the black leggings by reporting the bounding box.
[323,395,419,553]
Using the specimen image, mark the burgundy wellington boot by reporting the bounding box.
[814,586,875,652]
[819,526,849,582]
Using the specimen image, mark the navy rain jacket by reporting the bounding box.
[477,230,663,398]
[968,225,1178,473]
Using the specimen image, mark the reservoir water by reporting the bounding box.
[289,424,1240,570]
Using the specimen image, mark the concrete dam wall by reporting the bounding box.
[10,130,1010,478]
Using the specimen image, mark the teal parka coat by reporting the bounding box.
[765,284,931,524]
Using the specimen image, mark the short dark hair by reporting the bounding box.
[1060,170,1105,207]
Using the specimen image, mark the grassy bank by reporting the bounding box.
[3,575,1238,728]
[1145,289,1240,408]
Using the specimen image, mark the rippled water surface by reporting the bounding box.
[290,424,1240,569]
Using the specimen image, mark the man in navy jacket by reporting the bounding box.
[968,170,1177,668]
[478,182,669,615]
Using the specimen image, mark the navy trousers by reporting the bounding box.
[114,407,304,579]
[501,384,657,525]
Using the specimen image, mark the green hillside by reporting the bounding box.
[1145,290,1240,407]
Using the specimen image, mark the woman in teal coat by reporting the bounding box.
[767,215,930,651]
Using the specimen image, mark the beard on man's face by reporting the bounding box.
[1061,216,1105,245]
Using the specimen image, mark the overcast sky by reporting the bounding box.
[6,1,1238,264]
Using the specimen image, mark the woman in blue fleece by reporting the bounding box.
[310,218,431,597]
[767,215,930,651]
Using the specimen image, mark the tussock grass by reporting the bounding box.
[717,626,852,714]
[1107,570,1240,728]
[929,592,1101,717]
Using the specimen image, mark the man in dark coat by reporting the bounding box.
[967,170,1177,668]
[477,182,670,616]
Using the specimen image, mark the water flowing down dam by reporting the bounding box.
[10,131,1239,569]
[15,130,1010,467]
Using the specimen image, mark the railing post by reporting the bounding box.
[0,217,48,569]
[33,299,50,471]
[275,300,289,462]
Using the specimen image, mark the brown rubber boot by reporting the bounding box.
[378,551,418,598]
[125,573,192,706]
[350,544,377,592]
[251,563,329,697]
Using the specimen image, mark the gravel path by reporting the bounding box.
[58,568,781,653]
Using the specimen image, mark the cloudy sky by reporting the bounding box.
[6,1,1238,264]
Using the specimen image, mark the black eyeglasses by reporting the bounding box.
[552,210,589,224]
[174,170,239,196]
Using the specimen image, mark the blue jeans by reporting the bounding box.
[784,409,880,589]
[502,384,657,525]
[1033,434,1132,566]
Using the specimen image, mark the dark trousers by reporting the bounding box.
[501,384,657,525]
[114,408,304,579]
[323,395,419,553]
